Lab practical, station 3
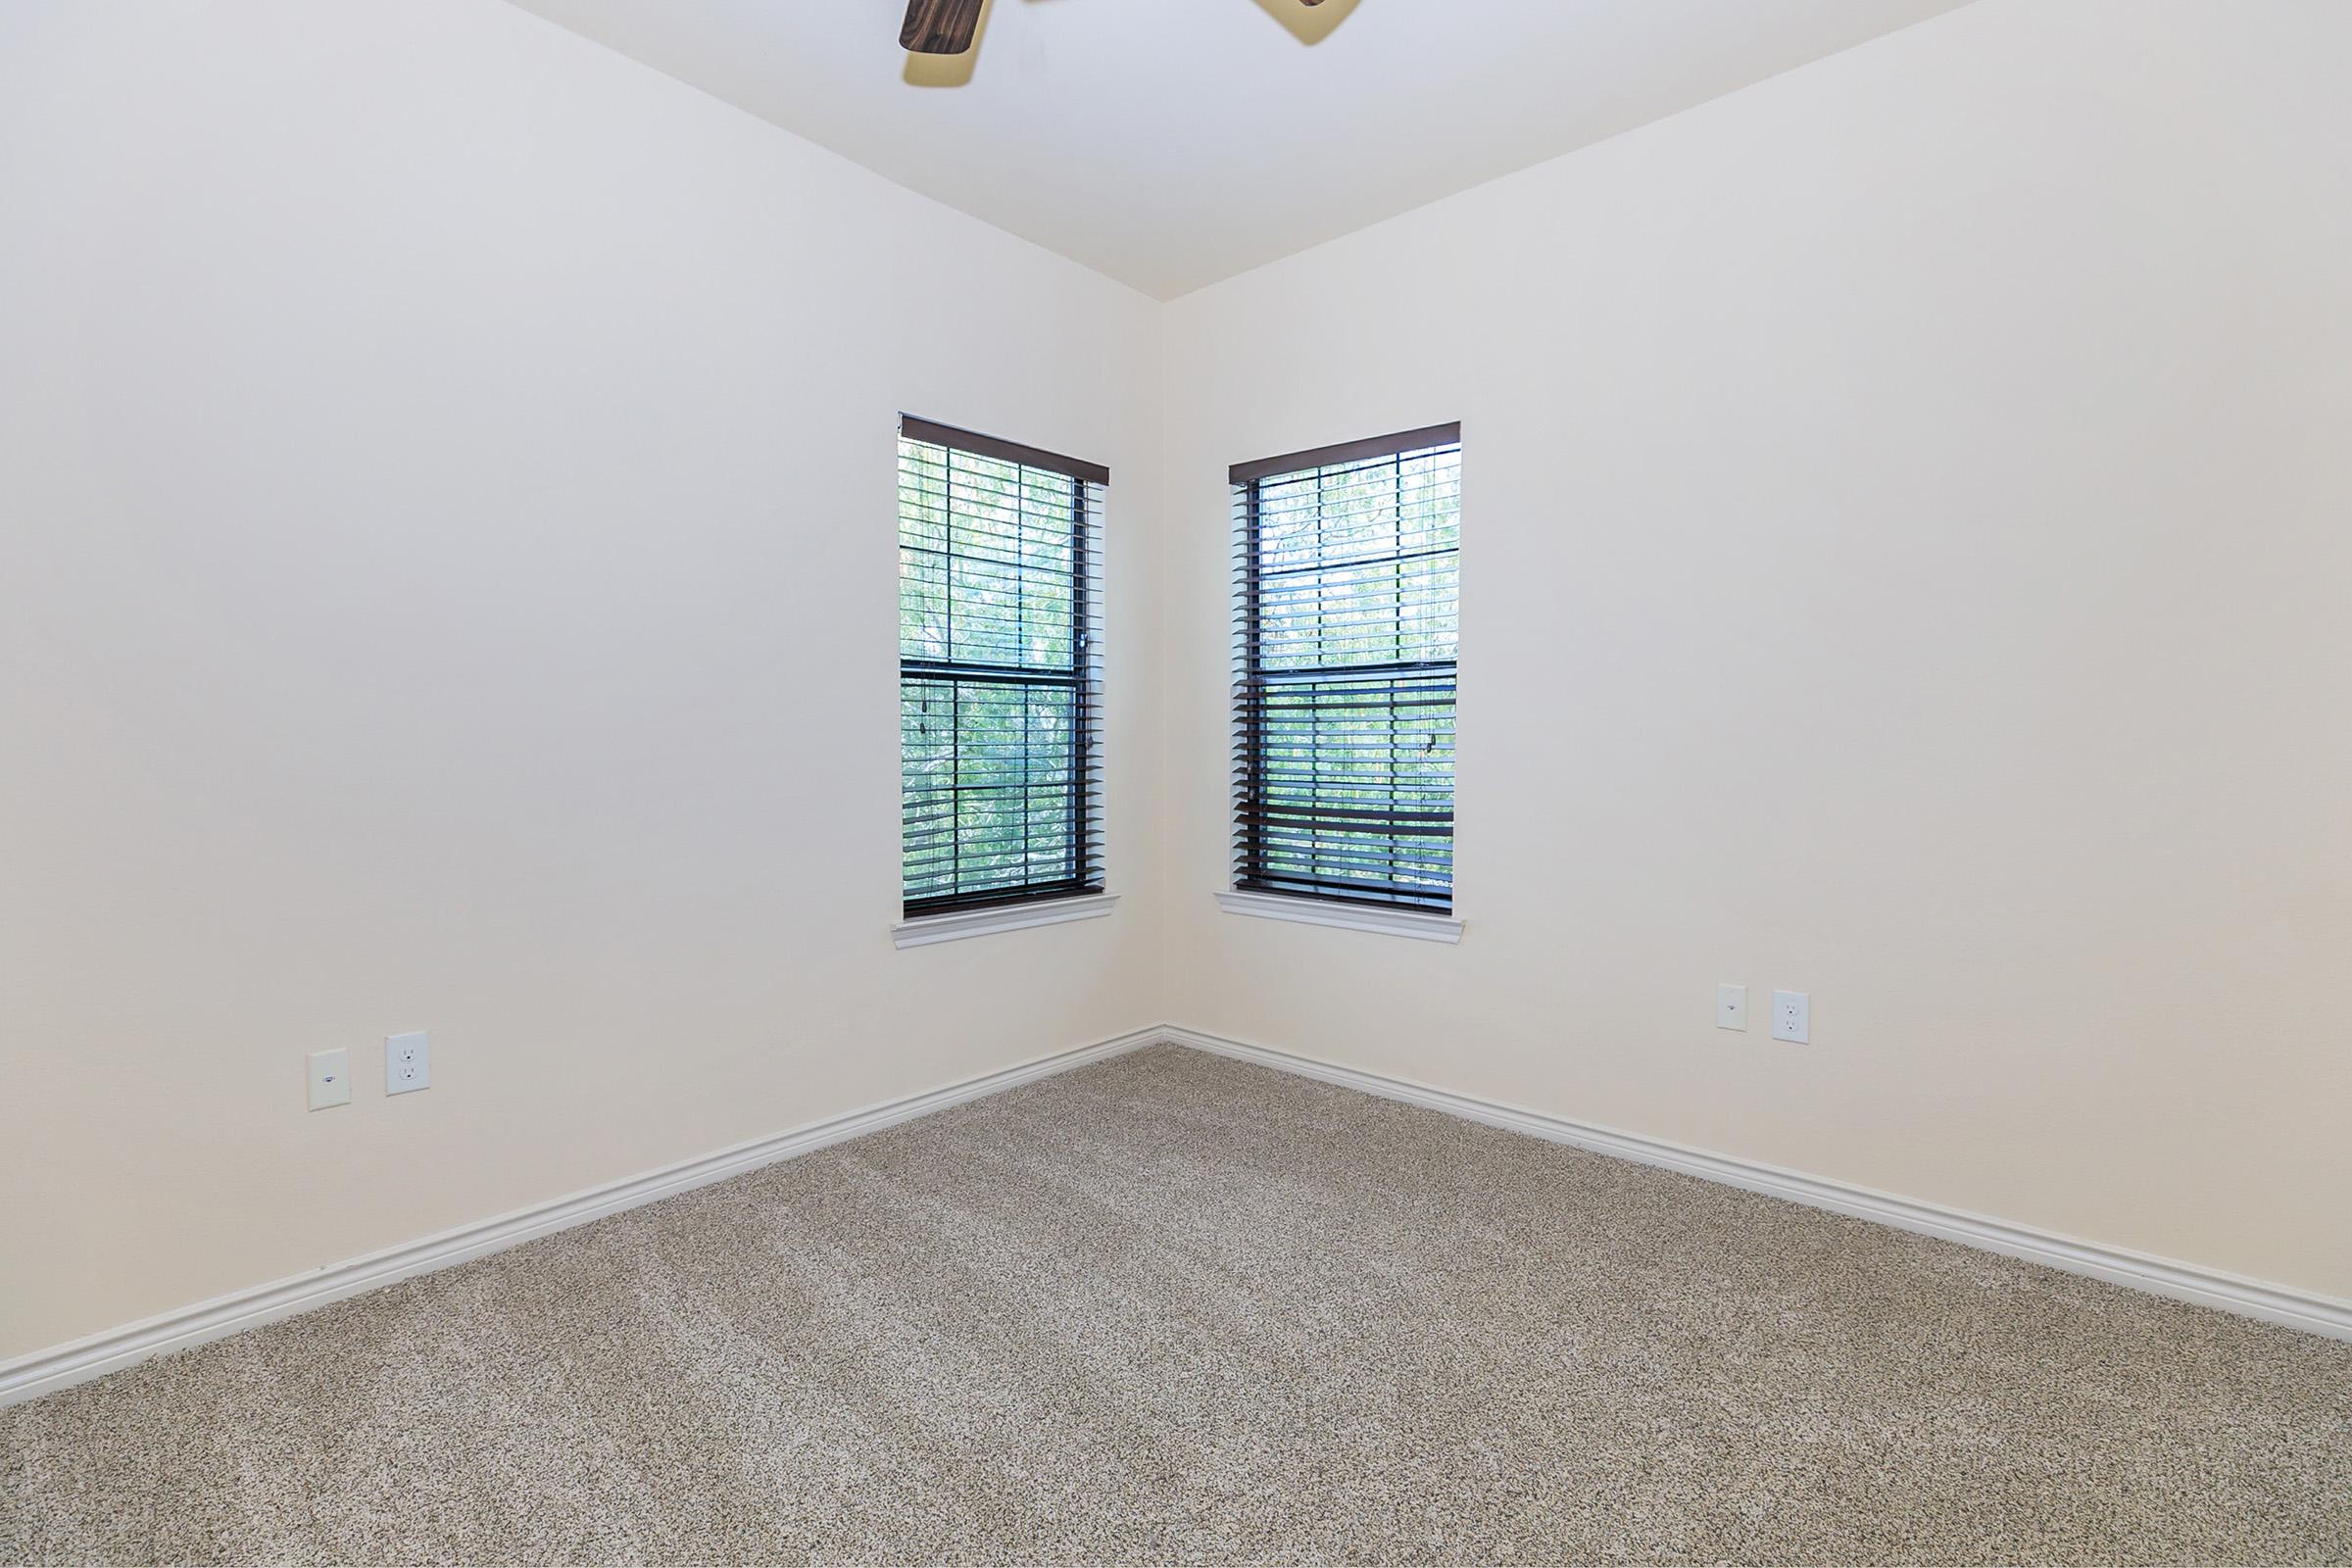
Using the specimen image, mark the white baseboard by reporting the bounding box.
[9,1019,2343,1411]
[0,1026,1162,1409]
[1161,1024,2352,1344]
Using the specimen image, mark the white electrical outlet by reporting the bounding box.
[308,1048,352,1110]
[386,1031,430,1096]
[1717,984,1747,1031]
[1772,990,1810,1044]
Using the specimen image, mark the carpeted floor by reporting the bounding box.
[3,1045,2348,1566]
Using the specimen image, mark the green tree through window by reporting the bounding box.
[1232,426,1459,911]
[900,420,1105,914]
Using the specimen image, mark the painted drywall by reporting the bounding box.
[0,0,1164,1359]
[1158,0,2352,1298]
[499,0,1970,298]
[7,0,2348,1369]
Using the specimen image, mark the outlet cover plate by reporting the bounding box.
[386,1031,430,1095]
[1717,983,1747,1031]
[1772,990,1810,1044]
[308,1048,352,1110]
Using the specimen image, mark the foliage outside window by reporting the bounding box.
[1231,425,1459,912]
[900,418,1106,916]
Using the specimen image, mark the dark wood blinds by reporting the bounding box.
[1231,424,1459,912]
[900,418,1106,915]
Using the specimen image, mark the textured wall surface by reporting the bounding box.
[5,0,2349,1365]
[0,0,1165,1359]
[1158,0,2352,1299]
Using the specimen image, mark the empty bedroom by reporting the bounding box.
[2,1,2347,1563]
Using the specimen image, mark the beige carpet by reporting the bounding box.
[3,1045,2348,1565]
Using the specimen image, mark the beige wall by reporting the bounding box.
[0,0,1165,1359]
[1158,0,2352,1299]
[7,0,2350,1366]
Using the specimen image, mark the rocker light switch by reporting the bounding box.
[308,1049,352,1110]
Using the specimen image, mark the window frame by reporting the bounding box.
[1227,422,1462,933]
[897,416,1109,930]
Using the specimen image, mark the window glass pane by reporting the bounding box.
[900,431,1102,914]
[1236,435,1458,912]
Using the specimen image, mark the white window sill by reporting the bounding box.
[1215,890,1463,944]
[894,893,1119,950]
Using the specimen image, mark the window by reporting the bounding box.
[1231,423,1460,915]
[899,416,1106,918]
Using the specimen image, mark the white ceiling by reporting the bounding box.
[504,0,1972,299]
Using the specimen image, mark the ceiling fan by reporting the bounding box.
[901,0,1326,54]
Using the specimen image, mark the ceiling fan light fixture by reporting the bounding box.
[901,0,984,56]
[902,0,1331,58]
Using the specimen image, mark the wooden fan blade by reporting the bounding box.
[902,0,984,54]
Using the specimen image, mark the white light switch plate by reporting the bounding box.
[1717,983,1747,1031]
[1772,990,1810,1044]
[308,1048,352,1110]
[386,1031,430,1095]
